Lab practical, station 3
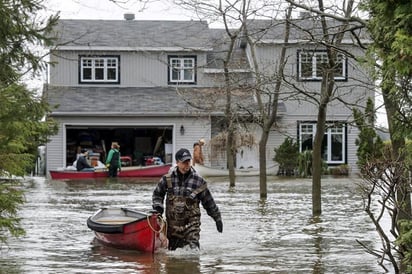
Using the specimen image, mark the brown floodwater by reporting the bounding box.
[0,175,391,273]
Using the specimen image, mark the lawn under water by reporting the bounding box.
[0,175,391,273]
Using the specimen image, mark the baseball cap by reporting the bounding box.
[175,148,192,162]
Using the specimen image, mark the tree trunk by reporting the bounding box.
[225,74,236,187]
[312,69,334,216]
[223,38,237,187]
[382,83,411,220]
[259,129,269,198]
[227,127,236,187]
[312,109,325,216]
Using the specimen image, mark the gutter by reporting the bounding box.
[49,111,225,117]
[52,46,214,52]
[256,39,372,44]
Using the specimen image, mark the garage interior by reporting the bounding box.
[65,126,173,167]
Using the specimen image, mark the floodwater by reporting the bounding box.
[0,175,390,273]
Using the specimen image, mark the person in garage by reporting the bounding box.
[105,142,121,177]
[76,149,94,171]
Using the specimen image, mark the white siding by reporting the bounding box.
[346,124,360,175]
[49,50,211,87]
[252,44,373,118]
[242,42,372,175]
[46,125,65,172]
[207,124,281,171]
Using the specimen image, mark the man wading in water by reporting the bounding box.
[152,148,223,250]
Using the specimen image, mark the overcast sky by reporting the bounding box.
[45,0,196,21]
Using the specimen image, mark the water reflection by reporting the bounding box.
[306,217,325,274]
[89,242,162,273]
[89,239,202,274]
[0,176,390,273]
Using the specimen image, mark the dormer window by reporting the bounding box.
[297,50,347,81]
[168,55,196,85]
[79,55,120,84]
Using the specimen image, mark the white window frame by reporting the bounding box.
[168,56,196,84]
[299,122,346,164]
[80,56,119,83]
[297,51,347,81]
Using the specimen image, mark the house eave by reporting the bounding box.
[49,109,285,118]
[49,111,224,117]
[53,46,214,52]
[203,68,251,73]
[256,39,372,45]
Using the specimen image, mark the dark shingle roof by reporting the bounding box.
[44,86,199,116]
[44,85,288,117]
[246,18,368,43]
[206,29,249,70]
[53,20,213,49]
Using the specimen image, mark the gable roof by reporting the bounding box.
[53,20,213,51]
[206,28,249,70]
[246,18,369,44]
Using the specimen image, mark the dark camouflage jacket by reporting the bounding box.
[152,166,222,222]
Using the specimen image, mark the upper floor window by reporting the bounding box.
[168,56,196,85]
[299,122,346,164]
[79,56,120,84]
[297,50,347,81]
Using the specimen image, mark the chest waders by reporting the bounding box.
[165,175,207,250]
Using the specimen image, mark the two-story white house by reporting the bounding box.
[44,14,372,176]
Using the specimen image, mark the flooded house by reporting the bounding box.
[44,13,372,176]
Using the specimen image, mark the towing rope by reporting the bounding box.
[147,214,168,249]
[147,214,167,234]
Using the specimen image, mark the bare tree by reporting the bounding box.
[171,0,249,187]
[357,157,410,273]
[242,8,292,198]
[173,0,371,201]
[173,0,292,191]
[284,0,367,215]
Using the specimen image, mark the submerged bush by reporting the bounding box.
[273,137,299,176]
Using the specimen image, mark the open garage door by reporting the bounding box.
[65,125,173,167]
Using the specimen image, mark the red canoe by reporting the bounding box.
[87,208,167,252]
[49,164,172,180]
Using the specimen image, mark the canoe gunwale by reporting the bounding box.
[49,164,172,180]
[87,208,148,234]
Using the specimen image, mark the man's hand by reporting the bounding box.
[216,220,223,233]
[153,206,164,215]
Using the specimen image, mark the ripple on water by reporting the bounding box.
[0,176,391,273]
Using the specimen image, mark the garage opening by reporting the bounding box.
[65,126,173,167]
